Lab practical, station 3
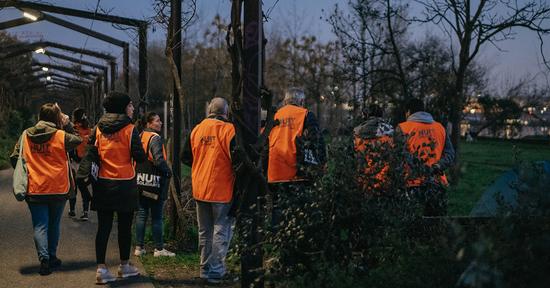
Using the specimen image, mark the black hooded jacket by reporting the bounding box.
[87,113,146,211]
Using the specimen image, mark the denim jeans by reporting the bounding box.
[27,201,66,261]
[135,199,165,250]
[196,201,234,279]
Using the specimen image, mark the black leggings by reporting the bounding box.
[95,210,134,264]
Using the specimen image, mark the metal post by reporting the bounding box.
[103,68,108,95]
[110,61,116,91]
[123,43,130,94]
[138,25,148,107]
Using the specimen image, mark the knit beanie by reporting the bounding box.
[103,91,131,114]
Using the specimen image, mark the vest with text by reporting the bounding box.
[95,124,136,180]
[398,121,448,186]
[190,118,236,203]
[267,104,308,183]
[24,130,70,195]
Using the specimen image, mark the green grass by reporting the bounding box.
[140,252,199,271]
[448,138,550,215]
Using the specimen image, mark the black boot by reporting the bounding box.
[49,256,62,268]
[39,259,51,276]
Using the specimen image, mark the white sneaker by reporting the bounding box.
[95,268,116,285]
[134,246,146,256]
[117,263,140,278]
[154,248,176,257]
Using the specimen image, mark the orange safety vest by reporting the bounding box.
[267,104,308,183]
[190,118,236,203]
[23,130,70,195]
[398,121,448,186]
[74,123,92,159]
[140,131,167,161]
[95,124,136,180]
[354,135,392,193]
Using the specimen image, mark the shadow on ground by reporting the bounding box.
[19,260,97,275]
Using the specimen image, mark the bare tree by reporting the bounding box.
[415,0,550,178]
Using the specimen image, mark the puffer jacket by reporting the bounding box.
[88,113,146,211]
[10,120,82,203]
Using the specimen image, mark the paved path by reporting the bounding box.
[0,169,154,288]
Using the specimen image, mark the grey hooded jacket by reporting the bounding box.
[400,112,455,171]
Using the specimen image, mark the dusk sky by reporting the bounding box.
[1,0,549,92]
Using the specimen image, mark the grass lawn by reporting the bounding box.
[448,138,550,215]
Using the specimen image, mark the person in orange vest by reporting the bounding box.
[267,88,326,227]
[398,98,455,216]
[353,104,394,194]
[10,103,82,276]
[134,112,175,258]
[89,92,147,284]
[181,97,239,285]
[68,107,92,221]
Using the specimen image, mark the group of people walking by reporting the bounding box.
[10,92,174,284]
[10,87,455,285]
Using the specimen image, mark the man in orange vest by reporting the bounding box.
[181,97,238,284]
[267,88,326,227]
[398,98,455,216]
[354,104,394,194]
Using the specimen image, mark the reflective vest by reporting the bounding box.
[354,135,392,193]
[190,118,235,203]
[398,121,448,186]
[140,131,167,161]
[95,124,136,180]
[74,123,91,159]
[267,105,308,183]
[23,130,70,195]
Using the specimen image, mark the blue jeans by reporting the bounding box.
[27,201,66,261]
[196,201,234,279]
[135,199,165,250]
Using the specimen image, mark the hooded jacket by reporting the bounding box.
[141,127,172,201]
[10,121,82,203]
[400,112,455,171]
[398,111,455,186]
[88,113,146,211]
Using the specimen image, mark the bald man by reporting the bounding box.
[181,97,238,284]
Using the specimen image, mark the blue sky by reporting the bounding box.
[1,0,549,91]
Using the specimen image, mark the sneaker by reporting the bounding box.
[206,278,221,284]
[96,267,117,284]
[118,263,140,278]
[134,246,146,256]
[79,212,89,221]
[153,248,175,257]
[49,256,62,268]
[206,273,239,285]
[39,259,51,276]
[68,210,76,217]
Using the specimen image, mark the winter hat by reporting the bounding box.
[103,91,131,114]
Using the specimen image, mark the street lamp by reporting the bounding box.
[46,76,51,81]
[34,48,45,54]
[22,11,39,21]
[41,67,49,72]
